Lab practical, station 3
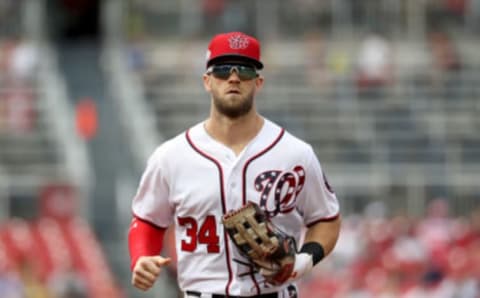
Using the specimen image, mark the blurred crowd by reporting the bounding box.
[0,185,122,298]
[128,0,480,36]
[299,198,480,298]
[0,35,39,135]
[293,26,466,103]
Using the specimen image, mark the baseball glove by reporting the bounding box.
[222,202,296,285]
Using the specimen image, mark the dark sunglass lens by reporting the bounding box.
[211,65,232,79]
[211,64,257,80]
[237,66,257,80]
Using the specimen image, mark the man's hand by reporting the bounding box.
[131,256,171,291]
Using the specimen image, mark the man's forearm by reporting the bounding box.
[128,217,166,270]
[304,216,341,257]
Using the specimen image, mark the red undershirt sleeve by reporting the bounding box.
[128,217,166,271]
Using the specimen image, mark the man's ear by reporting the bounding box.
[255,75,265,90]
[203,73,212,92]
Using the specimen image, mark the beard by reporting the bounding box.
[212,91,255,119]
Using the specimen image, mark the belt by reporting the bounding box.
[185,290,278,298]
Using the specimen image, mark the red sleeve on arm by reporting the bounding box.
[128,217,166,271]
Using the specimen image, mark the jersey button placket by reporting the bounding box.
[227,174,238,202]
[226,161,242,210]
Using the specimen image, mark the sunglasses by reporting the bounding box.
[207,64,258,81]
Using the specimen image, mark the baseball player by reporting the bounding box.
[128,31,341,298]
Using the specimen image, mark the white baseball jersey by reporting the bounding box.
[132,118,339,296]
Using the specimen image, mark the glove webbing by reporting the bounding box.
[223,203,279,259]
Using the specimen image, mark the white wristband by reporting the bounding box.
[289,252,314,282]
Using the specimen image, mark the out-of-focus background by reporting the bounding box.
[0,0,479,297]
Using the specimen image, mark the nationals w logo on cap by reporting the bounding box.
[206,31,263,69]
[228,34,249,49]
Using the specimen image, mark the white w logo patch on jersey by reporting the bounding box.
[228,34,249,49]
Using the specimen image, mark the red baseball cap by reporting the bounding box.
[206,32,263,69]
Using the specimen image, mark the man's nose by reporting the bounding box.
[228,69,241,81]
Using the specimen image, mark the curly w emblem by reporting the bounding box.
[254,166,306,217]
[228,34,249,49]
